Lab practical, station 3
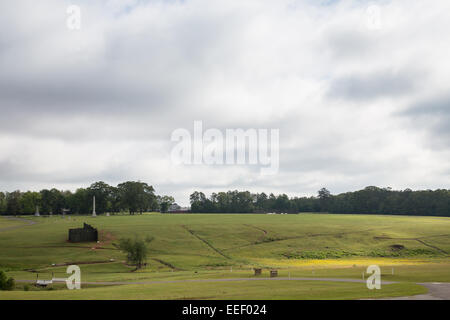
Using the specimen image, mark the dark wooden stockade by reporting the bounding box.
[68,223,98,242]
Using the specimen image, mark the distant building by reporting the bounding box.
[167,203,191,213]
[68,223,98,242]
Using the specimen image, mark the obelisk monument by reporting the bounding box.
[92,196,97,217]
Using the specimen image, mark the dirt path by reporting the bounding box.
[151,258,183,271]
[0,216,37,232]
[383,283,450,300]
[15,275,450,299]
[244,224,268,236]
[181,225,231,259]
[16,277,397,286]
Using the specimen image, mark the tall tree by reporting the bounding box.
[117,181,156,214]
[0,192,6,215]
[19,191,41,215]
[6,191,22,216]
[87,181,113,214]
[157,195,175,213]
[318,188,331,212]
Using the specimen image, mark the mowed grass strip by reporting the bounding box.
[0,280,426,300]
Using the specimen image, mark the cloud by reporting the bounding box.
[327,68,422,101]
[398,94,450,150]
[0,0,449,205]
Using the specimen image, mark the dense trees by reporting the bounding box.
[189,187,450,217]
[0,192,6,214]
[0,181,160,215]
[330,187,449,216]
[5,191,22,216]
[117,181,157,214]
[1,184,448,217]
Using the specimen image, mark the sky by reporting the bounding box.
[0,0,449,205]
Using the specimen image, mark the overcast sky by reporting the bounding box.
[0,0,449,205]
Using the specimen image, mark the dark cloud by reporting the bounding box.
[324,28,377,61]
[327,69,422,101]
[398,94,450,149]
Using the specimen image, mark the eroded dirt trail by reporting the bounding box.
[0,216,37,232]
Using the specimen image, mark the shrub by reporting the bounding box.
[0,271,15,290]
[117,236,153,269]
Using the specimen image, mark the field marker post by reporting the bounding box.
[362,272,365,281]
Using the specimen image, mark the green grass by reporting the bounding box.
[0,213,449,299]
[0,281,427,300]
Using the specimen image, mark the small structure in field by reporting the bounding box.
[68,223,98,242]
[270,270,278,278]
[35,279,53,287]
[35,273,53,287]
[254,268,262,276]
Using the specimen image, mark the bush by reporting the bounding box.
[24,284,30,291]
[0,270,15,290]
[117,236,153,269]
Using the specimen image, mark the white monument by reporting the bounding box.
[92,196,97,217]
[35,206,40,217]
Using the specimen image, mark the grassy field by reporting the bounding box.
[0,213,449,299]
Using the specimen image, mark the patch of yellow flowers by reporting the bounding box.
[253,258,429,268]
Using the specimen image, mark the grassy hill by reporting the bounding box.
[0,213,449,299]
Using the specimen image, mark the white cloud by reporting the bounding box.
[0,0,449,205]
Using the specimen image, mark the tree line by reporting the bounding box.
[190,187,450,216]
[1,184,448,216]
[0,181,175,215]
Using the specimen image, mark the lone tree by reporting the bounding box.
[116,236,153,270]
